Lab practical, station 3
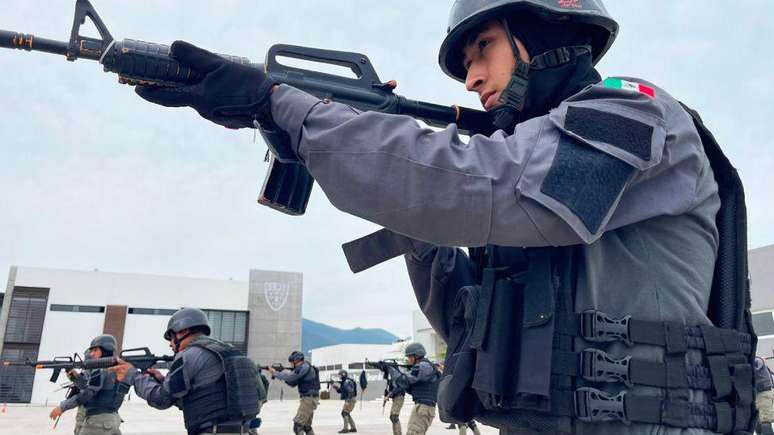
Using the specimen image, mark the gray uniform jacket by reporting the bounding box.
[126,345,223,409]
[271,78,720,435]
[391,360,437,389]
[59,369,116,412]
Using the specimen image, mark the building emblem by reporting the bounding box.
[264,282,290,312]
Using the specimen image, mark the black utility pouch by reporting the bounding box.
[438,286,484,423]
[471,269,526,409]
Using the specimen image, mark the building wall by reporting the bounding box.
[240,270,305,400]
[412,310,444,361]
[247,270,302,363]
[750,245,774,358]
[2,266,302,405]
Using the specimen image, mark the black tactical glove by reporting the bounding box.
[135,40,274,129]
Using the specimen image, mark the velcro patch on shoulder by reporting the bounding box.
[88,370,103,387]
[565,106,653,161]
[168,365,187,395]
[169,357,184,373]
[541,135,634,234]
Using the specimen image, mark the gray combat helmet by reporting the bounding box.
[288,351,305,363]
[404,342,427,358]
[89,334,117,353]
[439,0,619,82]
[164,308,211,340]
[338,369,348,379]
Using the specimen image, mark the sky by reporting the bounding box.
[1,1,772,338]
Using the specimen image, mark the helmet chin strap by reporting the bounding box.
[491,18,530,131]
[492,18,590,131]
[172,331,193,353]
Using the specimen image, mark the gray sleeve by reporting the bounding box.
[131,348,216,409]
[270,82,703,247]
[60,368,103,410]
[275,364,309,385]
[58,394,80,412]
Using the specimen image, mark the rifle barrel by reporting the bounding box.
[0,30,69,56]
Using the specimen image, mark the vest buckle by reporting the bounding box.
[580,310,632,346]
[580,349,633,387]
[574,387,629,424]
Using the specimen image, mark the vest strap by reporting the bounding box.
[551,348,713,390]
[555,311,752,355]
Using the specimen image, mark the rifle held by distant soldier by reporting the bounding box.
[3,347,173,383]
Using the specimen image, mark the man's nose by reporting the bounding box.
[465,64,485,92]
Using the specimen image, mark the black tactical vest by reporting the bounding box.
[434,104,757,434]
[340,378,357,400]
[755,358,773,393]
[339,104,756,434]
[295,362,321,396]
[83,369,126,413]
[407,360,440,406]
[181,337,260,433]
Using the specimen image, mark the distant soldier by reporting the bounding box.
[388,343,440,435]
[111,308,260,435]
[385,367,407,435]
[756,356,774,435]
[50,335,128,435]
[447,421,482,435]
[269,351,321,435]
[333,369,358,433]
[68,349,91,435]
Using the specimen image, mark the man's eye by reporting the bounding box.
[478,40,489,51]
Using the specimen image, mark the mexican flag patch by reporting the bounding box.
[603,78,656,98]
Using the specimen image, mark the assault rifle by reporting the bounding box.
[0,0,496,216]
[257,363,293,372]
[320,378,342,389]
[2,347,173,383]
[366,359,411,371]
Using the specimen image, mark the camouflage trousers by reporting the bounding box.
[390,395,405,435]
[758,389,774,423]
[77,412,121,435]
[341,399,357,431]
[457,421,482,435]
[294,396,319,433]
[406,403,435,435]
[74,406,86,435]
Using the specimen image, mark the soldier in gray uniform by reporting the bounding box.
[67,349,91,435]
[755,357,774,435]
[50,335,127,435]
[110,308,260,435]
[448,421,482,435]
[386,373,407,435]
[386,343,440,435]
[134,0,757,434]
[269,351,320,435]
[333,369,358,433]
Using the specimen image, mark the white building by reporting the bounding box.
[750,244,774,359]
[0,266,302,404]
[309,343,405,400]
[412,310,445,361]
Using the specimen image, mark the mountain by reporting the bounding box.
[302,318,398,353]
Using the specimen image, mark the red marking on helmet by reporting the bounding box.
[558,0,582,9]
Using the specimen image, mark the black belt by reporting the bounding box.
[198,423,245,434]
[300,393,319,398]
[84,408,117,417]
